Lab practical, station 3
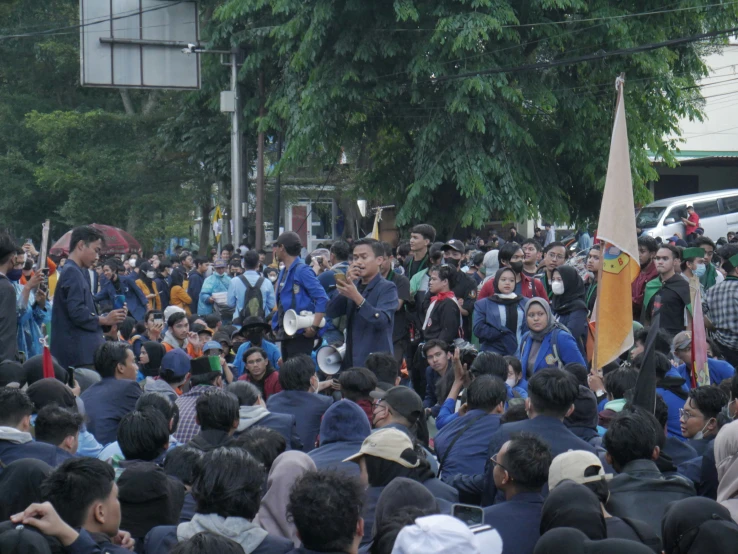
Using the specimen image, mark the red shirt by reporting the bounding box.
[686,212,700,235]
[478,272,549,301]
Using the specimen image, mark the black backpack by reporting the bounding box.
[238,275,266,320]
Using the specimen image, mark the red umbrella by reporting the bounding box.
[49,223,142,256]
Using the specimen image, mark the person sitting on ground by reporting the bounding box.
[370,384,433,460]
[113,408,171,470]
[11,458,135,553]
[650,393,697,467]
[421,340,453,418]
[266,354,333,453]
[339,366,378,424]
[34,405,84,456]
[227,381,302,450]
[139,340,167,378]
[534,527,653,554]
[671,331,735,389]
[163,445,203,523]
[365,352,401,391]
[287,469,366,554]
[661,496,738,554]
[174,355,225,444]
[309,399,372,476]
[144,447,293,554]
[598,367,639,428]
[0,459,52,524]
[504,356,528,399]
[144,348,191,402]
[170,532,243,554]
[187,388,240,452]
[237,347,283,402]
[0,388,72,468]
[483,433,552,554]
[564,386,603,449]
[391,514,503,554]
[231,427,287,475]
[540,481,607,542]
[232,317,282,379]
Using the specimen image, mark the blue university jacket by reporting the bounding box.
[272,259,329,337]
[518,328,586,379]
[473,297,528,355]
[95,273,148,321]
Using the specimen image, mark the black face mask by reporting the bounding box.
[443,257,460,269]
[510,261,524,274]
[247,332,263,346]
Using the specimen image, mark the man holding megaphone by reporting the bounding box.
[272,232,329,361]
[326,238,398,370]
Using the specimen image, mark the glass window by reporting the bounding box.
[722,195,738,214]
[664,204,687,223]
[636,207,666,228]
[694,200,720,218]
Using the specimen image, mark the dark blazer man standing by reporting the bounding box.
[326,238,398,369]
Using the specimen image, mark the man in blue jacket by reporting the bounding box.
[186,257,208,315]
[327,238,398,370]
[51,226,126,370]
[671,331,735,388]
[95,258,149,321]
[272,232,329,361]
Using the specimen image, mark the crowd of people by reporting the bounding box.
[0,219,738,554]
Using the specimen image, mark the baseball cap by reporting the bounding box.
[343,428,419,468]
[26,378,77,412]
[160,349,191,378]
[214,258,227,269]
[203,340,223,353]
[190,356,222,376]
[672,330,692,352]
[369,386,423,424]
[548,450,613,491]
[274,231,302,251]
[441,239,465,254]
[191,324,214,337]
[392,515,503,554]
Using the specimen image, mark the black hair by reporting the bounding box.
[331,240,351,262]
[192,447,264,520]
[504,356,523,378]
[581,467,611,505]
[144,310,163,323]
[604,367,639,400]
[688,386,728,421]
[365,352,399,385]
[136,392,179,435]
[637,235,659,253]
[227,381,261,406]
[422,339,448,356]
[339,367,378,402]
[633,327,672,356]
[117,409,170,461]
[632,351,671,380]
[231,426,286,472]
[288,469,365,552]
[171,532,243,554]
[242,250,259,270]
[195,389,239,432]
[381,241,394,258]
[93,341,132,378]
[694,236,716,250]
[372,506,439,554]
[169,268,185,288]
[163,446,204,487]
[717,244,738,271]
[563,363,588,387]
[278,354,315,391]
[501,403,529,423]
[118,316,136,341]
[167,311,188,329]
[603,410,658,469]
[503,432,552,492]
[242,346,268,364]
[193,256,209,268]
[180,252,193,263]
[658,244,681,260]
[397,242,411,258]
[498,241,522,266]
[353,238,385,258]
[527,368,579,418]
[202,314,220,330]
[707,338,723,360]
[69,226,105,254]
[429,265,455,289]
[470,351,508,381]
[41,458,115,528]
[102,257,121,272]
[467,375,507,411]
[34,405,84,447]
[543,241,566,255]
[0,232,18,265]
[0,388,34,427]
[410,224,436,243]
[521,238,542,253]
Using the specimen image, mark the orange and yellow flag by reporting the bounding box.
[591,76,641,368]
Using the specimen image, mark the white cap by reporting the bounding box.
[163,305,185,323]
[548,450,612,491]
[391,515,502,554]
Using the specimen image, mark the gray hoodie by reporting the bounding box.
[178,513,267,554]
[143,377,179,403]
[236,405,270,433]
[0,427,32,444]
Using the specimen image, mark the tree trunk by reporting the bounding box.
[255,72,266,250]
[119,89,135,115]
[199,194,212,253]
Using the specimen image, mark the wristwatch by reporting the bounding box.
[310,325,321,332]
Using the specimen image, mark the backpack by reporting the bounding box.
[238,275,266,320]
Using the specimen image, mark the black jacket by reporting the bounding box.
[421,297,461,344]
[186,429,233,452]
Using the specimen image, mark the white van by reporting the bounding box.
[636,189,738,241]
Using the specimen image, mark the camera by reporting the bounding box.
[449,338,478,367]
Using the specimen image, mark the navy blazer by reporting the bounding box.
[309,440,364,477]
[326,273,398,369]
[0,439,72,469]
[51,259,105,369]
[95,274,148,321]
[266,390,333,452]
[435,410,502,478]
[81,378,143,445]
[483,492,544,554]
[234,412,304,452]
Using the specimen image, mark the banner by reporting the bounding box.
[691,288,710,388]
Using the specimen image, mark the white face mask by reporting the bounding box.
[279,263,285,271]
[506,377,517,388]
[145,271,155,279]
[552,281,565,295]
[268,275,277,283]
[693,418,714,441]
[129,259,137,268]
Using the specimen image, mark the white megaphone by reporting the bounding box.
[283,310,326,336]
[317,344,346,375]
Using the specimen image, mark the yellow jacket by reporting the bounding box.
[136,279,161,311]
[170,285,192,315]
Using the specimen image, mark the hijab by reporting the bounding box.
[254,451,316,547]
[534,528,653,554]
[372,477,439,537]
[551,265,588,315]
[525,297,556,341]
[715,420,738,522]
[540,481,607,540]
[661,497,738,554]
[0,459,52,520]
[140,341,166,377]
[490,267,523,333]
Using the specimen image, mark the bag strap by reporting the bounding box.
[239,274,253,290]
[551,328,563,368]
[437,412,488,478]
[254,276,265,291]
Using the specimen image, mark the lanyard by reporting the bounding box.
[585,282,597,307]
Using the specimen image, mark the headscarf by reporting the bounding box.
[534,528,653,554]
[551,265,588,315]
[0,459,52,520]
[372,477,439,537]
[715,420,738,522]
[490,267,523,333]
[661,497,738,554]
[525,297,556,341]
[138,261,155,288]
[482,250,500,285]
[254,451,316,546]
[140,341,166,377]
[540,481,606,540]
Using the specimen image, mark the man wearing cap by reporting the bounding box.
[681,205,700,243]
[705,244,738,368]
[672,331,735,388]
[197,258,232,316]
[144,349,191,402]
[326,238,398,370]
[272,232,329,360]
[173,355,225,444]
[642,244,691,338]
[441,239,478,339]
[232,316,281,379]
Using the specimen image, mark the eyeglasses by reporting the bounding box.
[372,400,388,410]
[547,252,566,261]
[679,408,700,421]
[490,453,510,474]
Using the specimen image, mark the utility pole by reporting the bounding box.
[255,72,266,250]
[272,133,283,240]
[230,48,243,247]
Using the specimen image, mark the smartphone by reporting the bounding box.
[67,366,76,389]
[114,294,126,310]
[153,314,164,324]
[334,273,347,284]
[451,503,484,526]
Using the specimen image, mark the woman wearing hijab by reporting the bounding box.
[254,451,316,547]
[518,298,586,379]
[715,419,738,522]
[534,528,654,554]
[136,262,162,312]
[473,267,529,355]
[481,250,500,288]
[169,267,193,315]
[0,459,52,521]
[661,497,738,554]
[421,265,461,344]
[550,265,588,355]
[139,340,167,377]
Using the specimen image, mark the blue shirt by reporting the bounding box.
[227,270,276,315]
[198,273,232,315]
[674,358,735,389]
[233,340,281,379]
